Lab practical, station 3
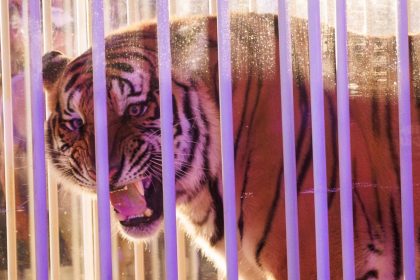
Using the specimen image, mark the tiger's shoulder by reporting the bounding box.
[105,13,281,84]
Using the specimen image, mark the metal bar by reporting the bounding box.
[127,0,138,24]
[75,2,97,279]
[76,1,89,53]
[277,0,301,279]
[82,196,95,280]
[91,0,113,278]
[42,1,61,279]
[0,1,18,279]
[22,0,37,276]
[71,196,81,279]
[151,236,161,280]
[156,0,179,278]
[28,0,50,278]
[177,228,186,280]
[134,243,145,280]
[93,201,101,280]
[335,0,355,279]
[396,0,416,278]
[216,1,238,279]
[307,0,330,278]
[112,228,120,280]
[209,0,217,15]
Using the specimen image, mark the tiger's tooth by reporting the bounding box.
[144,208,153,217]
[136,181,145,196]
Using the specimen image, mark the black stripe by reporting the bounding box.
[106,51,156,69]
[255,169,282,266]
[107,62,134,73]
[234,66,253,158]
[199,105,212,181]
[66,92,76,113]
[173,95,182,137]
[326,95,338,208]
[129,148,149,173]
[68,61,86,73]
[208,179,224,246]
[238,152,252,240]
[357,270,378,280]
[371,93,381,137]
[354,188,375,240]
[175,82,200,180]
[385,98,400,185]
[373,174,384,230]
[64,73,80,92]
[129,139,145,163]
[390,197,401,279]
[295,76,310,162]
[297,145,312,192]
[367,243,382,255]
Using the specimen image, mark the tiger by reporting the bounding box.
[42,13,420,279]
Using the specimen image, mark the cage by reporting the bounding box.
[0,0,419,279]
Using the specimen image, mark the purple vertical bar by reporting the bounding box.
[156,0,179,279]
[91,0,113,278]
[396,0,416,278]
[277,0,301,279]
[335,0,355,279]
[307,0,330,279]
[28,0,49,279]
[216,1,239,279]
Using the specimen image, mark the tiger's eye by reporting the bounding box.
[70,118,84,130]
[127,104,144,117]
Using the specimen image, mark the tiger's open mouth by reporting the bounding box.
[110,177,163,234]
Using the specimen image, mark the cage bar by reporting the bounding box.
[396,0,416,278]
[42,1,61,279]
[277,0,301,279]
[156,0,179,278]
[82,196,95,279]
[28,0,50,278]
[177,228,187,280]
[216,0,239,279]
[127,0,139,24]
[335,0,356,279]
[307,0,331,278]
[134,243,146,280]
[0,1,18,279]
[71,196,81,279]
[74,2,98,279]
[90,0,113,278]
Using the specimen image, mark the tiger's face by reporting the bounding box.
[42,44,220,239]
[43,49,166,237]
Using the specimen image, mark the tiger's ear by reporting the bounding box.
[42,51,70,110]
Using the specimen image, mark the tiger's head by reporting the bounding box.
[42,31,220,240]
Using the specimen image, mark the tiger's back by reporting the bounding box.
[42,14,420,279]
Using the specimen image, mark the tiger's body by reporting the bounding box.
[42,14,420,279]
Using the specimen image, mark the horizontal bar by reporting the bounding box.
[91,0,113,278]
[335,0,356,279]
[156,0,179,279]
[216,1,239,279]
[0,1,18,279]
[277,0,301,279]
[396,0,416,278]
[307,0,330,278]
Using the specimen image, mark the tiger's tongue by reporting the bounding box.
[110,182,147,219]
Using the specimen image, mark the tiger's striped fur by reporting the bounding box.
[42,14,420,279]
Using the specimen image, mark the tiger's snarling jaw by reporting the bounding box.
[43,49,218,239]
